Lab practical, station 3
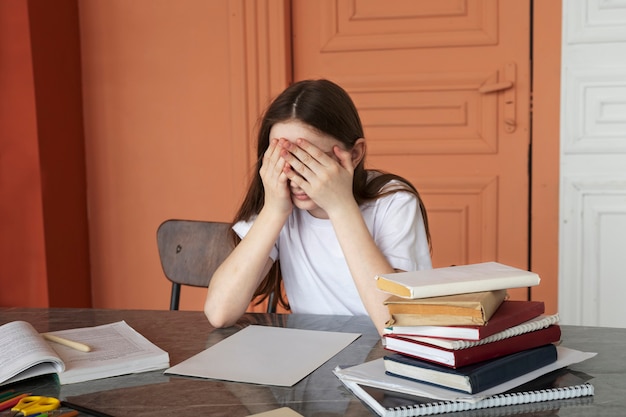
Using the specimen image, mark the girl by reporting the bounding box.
[204,79,432,335]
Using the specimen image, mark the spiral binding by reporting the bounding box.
[392,314,561,350]
[388,382,594,417]
[443,314,560,350]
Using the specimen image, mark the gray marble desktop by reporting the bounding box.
[1,308,623,416]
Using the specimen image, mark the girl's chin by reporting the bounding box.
[292,198,328,218]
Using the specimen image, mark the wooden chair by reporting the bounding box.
[157,219,232,310]
[156,219,275,312]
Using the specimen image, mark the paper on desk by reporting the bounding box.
[333,346,597,404]
[165,325,360,386]
[248,407,304,417]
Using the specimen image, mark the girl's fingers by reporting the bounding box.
[296,138,329,165]
[263,139,287,175]
[261,140,293,213]
[333,145,354,173]
[264,138,280,162]
[278,138,331,179]
[281,150,311,180]
[280,161,305,193]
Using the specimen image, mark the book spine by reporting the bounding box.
[389,314,487,327]
[386,290,506,318]
[387,305,484,318]
[469,344,558,393]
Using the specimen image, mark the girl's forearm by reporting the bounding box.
[204,208,287,327]
[329,203,394,335]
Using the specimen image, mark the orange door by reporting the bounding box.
[292,0,531,299]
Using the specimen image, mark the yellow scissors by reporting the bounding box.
[8,396,60,417]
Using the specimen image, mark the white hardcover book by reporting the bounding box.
[375,262,540,299]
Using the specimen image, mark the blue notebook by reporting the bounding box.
[383,344,558,394]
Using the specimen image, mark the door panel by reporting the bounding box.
[292,0,531,299]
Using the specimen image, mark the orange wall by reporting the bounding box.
[79,0,253,310]
[0,0,48,307]
[2,1,561,313]
[0,0,91,308]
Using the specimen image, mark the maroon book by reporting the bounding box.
[385,324,561,368]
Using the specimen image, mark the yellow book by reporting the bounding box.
[384,290,507,326]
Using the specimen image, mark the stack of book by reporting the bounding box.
[331,262,596,416]
[375,262,559,394]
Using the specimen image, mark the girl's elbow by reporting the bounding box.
[204,302,237,329]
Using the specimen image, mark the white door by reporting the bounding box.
[559,0,626,327]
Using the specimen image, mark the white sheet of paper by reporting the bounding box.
[247,407,304,417]
[165,325,360,386]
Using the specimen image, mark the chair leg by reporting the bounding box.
[170,283,181,310]
[266,291,275,314]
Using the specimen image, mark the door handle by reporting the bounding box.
[478,63,517,133]
[478,81,513,94]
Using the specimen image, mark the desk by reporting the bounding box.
[0,308,624,417]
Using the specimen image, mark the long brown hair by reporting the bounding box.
[234,79,431,310]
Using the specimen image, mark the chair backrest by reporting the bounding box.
[157,219,233,310]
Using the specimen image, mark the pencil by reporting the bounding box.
[0,390,16,402]
[37,411,80,417]
[43,333,92,352]
[0,393,30,412]
[57,411,79,417]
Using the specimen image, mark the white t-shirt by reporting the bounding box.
[233,190,432,316]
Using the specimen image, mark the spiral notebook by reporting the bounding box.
[341,367,594,417]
